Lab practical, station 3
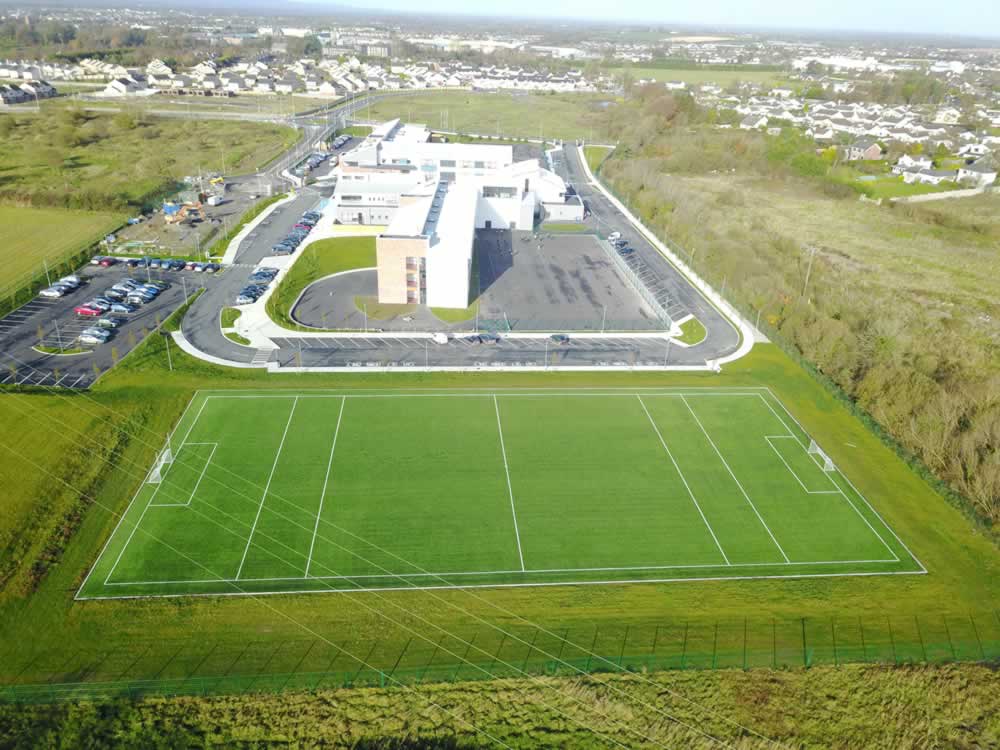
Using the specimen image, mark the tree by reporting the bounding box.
[303,35,322,59]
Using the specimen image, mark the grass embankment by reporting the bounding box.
[364,91,618,142]
[32,346,87,355]
[676,316,707,345]
[583,145,613,174]
[265,236,376,330]
[3,663,999,747]
[0,206,124,295]
[219,307,242,328]
[204,193,288,259]
[0,108,297,211]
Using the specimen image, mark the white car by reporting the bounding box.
[431,332,449,345]
[38,287,65,298]
[58,275,81,287]
[78,332,107,345]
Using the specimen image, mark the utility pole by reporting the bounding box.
[601,304,607,333]
[43,258,51,287]
[802,245,817,299]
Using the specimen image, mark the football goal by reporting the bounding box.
[148,447,173,485]
[808,440,836,472]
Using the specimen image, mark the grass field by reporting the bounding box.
[0,205,124,293]
[78,387,919,599]
[363,91,618,142]
[0,109,297,210]
[608,66,786,87]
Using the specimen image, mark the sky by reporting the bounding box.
[323,0,1000,40]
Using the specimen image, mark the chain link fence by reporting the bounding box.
[3,611,999,704]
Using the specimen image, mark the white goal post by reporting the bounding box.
[148,447,173,484]
[808,440,836,472]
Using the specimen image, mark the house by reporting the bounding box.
[892,154,933,173]
[932,107,961,125]
[957,143,991,158]
[739,114,768,130]
[957,161,998,187]
[845,138,883,161]
[902,168,957,186]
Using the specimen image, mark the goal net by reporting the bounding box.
[148,447,173,484]
[808,440,836,472]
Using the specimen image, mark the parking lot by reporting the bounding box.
[0,262,219,388]
[476,229,662,331]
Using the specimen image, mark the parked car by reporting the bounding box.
[104,289,126,301]
[74,305,102,317]
[110,303,136,314]
[204,263,220,274]
[193,263,206,272]
[90,255,105,265]
[59,275,81,287]
[95,316,125,329]
[78,332,107,345]
[99,257,117,267]
[550,334,570,346]
[81,326,112,340]
[39,286,65,299]
[145,279,169,290]
[184,261,197,271]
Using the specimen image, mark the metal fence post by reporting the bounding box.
[944,616,956,660]
[887,618,897,664]
[801,618,808,668]
[680,623,689,669]
[970,614,985,660]
[618,626,629,667]
[859,617,868,662]
[915,616,927,662]
[831,619,839,667]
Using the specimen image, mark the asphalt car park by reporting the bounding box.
[0,262,219,389]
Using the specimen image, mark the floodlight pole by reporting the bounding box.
[161,331,173,371]
[664,337,671,367]
[43,258,51,287]
[363,302,368,333]
[601,305,606,333]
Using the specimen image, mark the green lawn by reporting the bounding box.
[363,91,619,142]
[583,145,613,174]
[266,236,377,330]
[541,221,589,232]
[0,205,124,294]
[337,125,373,138]
[219,307,242,328]
[223,331,251,346]
[677,316,707,345]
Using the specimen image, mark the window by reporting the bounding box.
[482,185,517,199]
[440,159,456,168]
[474,161,485,169]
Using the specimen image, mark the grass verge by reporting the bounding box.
[223,331,251,346]
[219,307,242,328]
[583,145,613,174]
[676,316,707,345]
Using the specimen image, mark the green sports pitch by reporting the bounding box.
[78,388,923,599]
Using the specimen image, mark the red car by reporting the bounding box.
[99,257,117,267]
[74,305,101,317]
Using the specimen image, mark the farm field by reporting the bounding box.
[362,91,619,142]
[79,387,920,599]
[0,205,124,292]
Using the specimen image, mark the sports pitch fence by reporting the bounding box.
[3,612,1000,704]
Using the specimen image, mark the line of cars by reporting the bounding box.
[271,210,321,256]
[235,267,279,306]
[89,256,220,273]
[38,274,84,299]
[608,231,634,257]
[73,278,170,344]
[291,151,331,178]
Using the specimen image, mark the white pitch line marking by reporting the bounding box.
[305,396,345,578]
[235,396,299,581]
[680,395,790,563]
[637,395,730,565]
[494,395,525,572]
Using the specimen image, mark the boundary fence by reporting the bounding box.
[3,612,1000,704]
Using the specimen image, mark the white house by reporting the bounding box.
[957,161,998,187]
